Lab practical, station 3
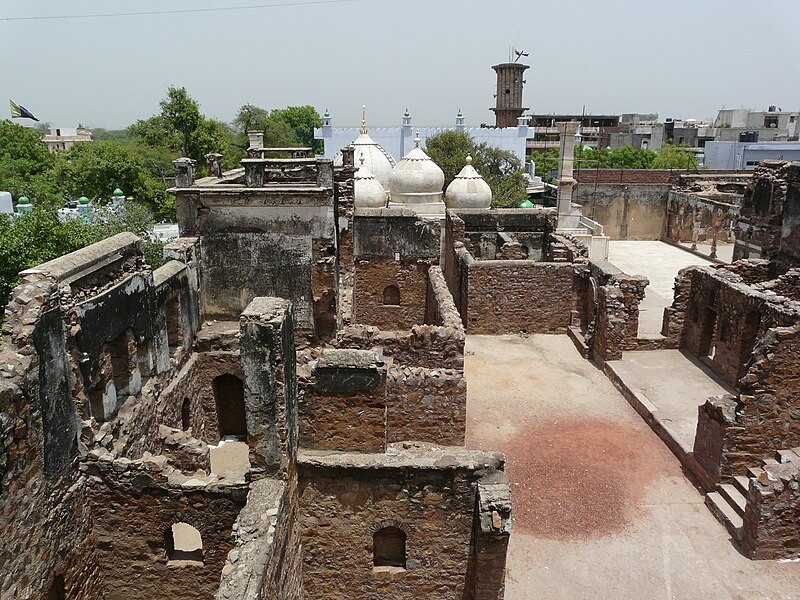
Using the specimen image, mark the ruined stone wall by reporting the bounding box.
[353,258,430,330]
[386,367,466,446]
[664,265,797,386]
[297,449,506,600]
[741,450,800,560]
[0,277,104,599]
[733,161,800,266]
[299,349,387,453]
[216,475,304,600]
[574,183,670,240]
[178,188,335,338]
[84,450,247,600]
[466,260,576,334]
[699,324,800,483]
[0,233,218,599]
[159,351,243,445]
[351,207,441,332]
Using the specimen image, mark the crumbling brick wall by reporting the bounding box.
[216,475,305,600]
[0,278,105,600]
[297,449,508,600]
[298,349,387,453]
[353,258,431,330]
[592,274,648,362]
[733,161,800,266]
[695,324,800,484]
[741,450,800,560]
[662,265,796,386]
[386,367,466,446]
[84,451,247,599]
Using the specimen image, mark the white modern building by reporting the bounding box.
[703,141,800,170]
[43,125,94,152]
[315,108,530,166]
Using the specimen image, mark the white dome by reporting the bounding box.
[445,156,492,209]
[388,134,445,214]
[354,156,387,208]
[350,110,395,192]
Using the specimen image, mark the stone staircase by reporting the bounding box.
[705,474,749,541]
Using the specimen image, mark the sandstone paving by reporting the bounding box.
[465,334,800,600]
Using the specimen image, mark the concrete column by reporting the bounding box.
[556,121,579,228]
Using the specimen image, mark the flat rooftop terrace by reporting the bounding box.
[465,334,800,600]
[607,240,716,336]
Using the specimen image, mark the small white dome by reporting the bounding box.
[388,134,445,208]
[350,107,395,192]
[354,155,387,208]
[445,155,492,209]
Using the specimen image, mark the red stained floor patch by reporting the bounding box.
[503,420,667,539]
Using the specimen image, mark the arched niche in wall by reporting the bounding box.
[383,285,401,306]
[164,522,204,564]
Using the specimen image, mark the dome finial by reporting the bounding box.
[466,155,472,165]
[360,104,368,134]
[414,131,421,148]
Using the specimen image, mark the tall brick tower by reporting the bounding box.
[491,62,529,128]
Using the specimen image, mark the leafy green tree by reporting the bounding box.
[55,141,149,201]
[0,121,55,200]
[129,86,231,170]
[651,144,700,169]
[0,201,165,318]
[424,130,528,208]
[91,128,132,143]
[159,86,203,158]
[0,209,97,311]
[233,103,322,151]
[268,105,322,149]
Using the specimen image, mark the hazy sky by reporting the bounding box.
[2,0,798,130]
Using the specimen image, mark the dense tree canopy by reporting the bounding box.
[232,103,322,151]
[534,144,700,179]
[0,203,163,320]
[424,130,528,208]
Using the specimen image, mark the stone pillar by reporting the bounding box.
[316,159,334,188]
[341,145,355,169]
[239,297,297,475]
[242,159,265,187]
[173,158,196,187]
[204,153,223,177]
[691,208,699,251]
[247,131,264,150]
[556,121,579,228]
[469,478,512,599]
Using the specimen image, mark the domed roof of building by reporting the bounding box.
[388,133,445,197]
[445,156,492,209]
[354,155,387,208]
[387,133,446,218]
[350,106,395,192]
